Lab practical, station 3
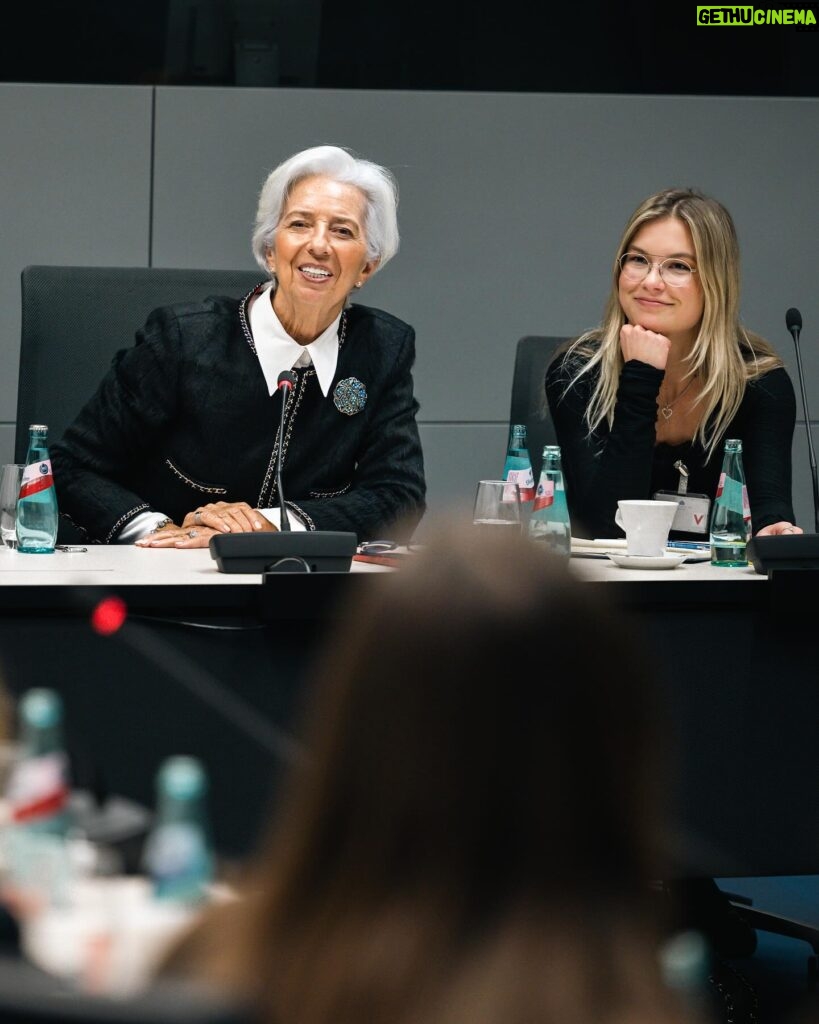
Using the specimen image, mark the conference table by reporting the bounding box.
[0,543,816,878]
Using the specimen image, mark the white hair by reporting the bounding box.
[252,146,400,282]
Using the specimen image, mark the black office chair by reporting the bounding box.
[508,335,567,479]
[15,265,262,464]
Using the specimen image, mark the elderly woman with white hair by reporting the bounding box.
[52,146,426,544]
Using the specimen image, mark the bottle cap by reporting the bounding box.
[158,756,207,800]
[20,688,62,729]
[28,424,48,432]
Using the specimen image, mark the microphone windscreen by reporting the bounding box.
[786,307,803,333]
[277,370,298,390]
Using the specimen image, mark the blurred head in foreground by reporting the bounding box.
[186,525,682,1024]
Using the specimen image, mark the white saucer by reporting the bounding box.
[606,552,686,570]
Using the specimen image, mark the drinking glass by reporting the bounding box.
[0,464,23,549]
[472,480,522,535]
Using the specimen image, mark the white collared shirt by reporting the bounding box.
[249,282,341,398]
[119,283,339,541]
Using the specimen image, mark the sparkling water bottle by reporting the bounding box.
[143,756,214,904]
[6,688,70,834]
[17,424,58,554]
[710,438,751,567]
[502,424,535,503]
[529,445,571,555]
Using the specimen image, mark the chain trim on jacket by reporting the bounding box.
[105,503,150,544]
[309,483,352,498]
[238,284,267,355]
[285,500,316,531]
[257,371,307,507]
[59,511,92,542]
[165,458,227,495]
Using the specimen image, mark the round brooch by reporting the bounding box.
[333,377,367,416]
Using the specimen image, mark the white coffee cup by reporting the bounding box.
[614,499,679,557]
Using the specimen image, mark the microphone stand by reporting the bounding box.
[747,309,819,574]
[276,373,294,533]
[789,316,819,534]
[209,370,357,574]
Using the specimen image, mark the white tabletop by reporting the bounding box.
[0,544,389,587]
[569,553,764,583]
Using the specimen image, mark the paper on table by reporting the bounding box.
[570,536,710,561]
[571,537,628,551]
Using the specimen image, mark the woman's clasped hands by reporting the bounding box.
[135,501,276,548]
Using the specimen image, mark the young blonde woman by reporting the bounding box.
[546,188,801,541]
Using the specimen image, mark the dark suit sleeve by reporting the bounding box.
[287,327,426,541]
[545,354,664,538]
[51,308,182,542]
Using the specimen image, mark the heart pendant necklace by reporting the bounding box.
[659,376,695,420]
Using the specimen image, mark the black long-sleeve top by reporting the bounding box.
[545,351,797,539]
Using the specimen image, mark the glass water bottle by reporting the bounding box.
[529,445,571,555]
[710,438,751,567]
[502,424,535,503]
[17,424,58,553]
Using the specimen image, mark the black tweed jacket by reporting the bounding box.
[52,290,426,543]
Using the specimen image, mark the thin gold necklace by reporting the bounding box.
[659,376,695,421]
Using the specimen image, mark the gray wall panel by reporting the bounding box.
[0,84,152,437]
[152,88,819,427]
[0,425,15,468]
[417,422,509,528]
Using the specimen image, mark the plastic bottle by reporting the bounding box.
[17,424,58,553]
[710,438,751,567]
[502,424,535,503]
[143,756,213,904]
[529,445,571,555]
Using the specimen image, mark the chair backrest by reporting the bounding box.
[508,335,568,479]
[15,266,262,462]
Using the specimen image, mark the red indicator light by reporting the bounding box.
[91,596,128,636]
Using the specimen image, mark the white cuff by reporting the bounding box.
[117,511,172,543]
[260,507,306,532]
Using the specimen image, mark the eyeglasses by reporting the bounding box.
[618,252,697,287]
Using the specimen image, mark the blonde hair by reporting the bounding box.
[566,188,782,458]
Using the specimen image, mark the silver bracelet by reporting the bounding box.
[148,517,174,534]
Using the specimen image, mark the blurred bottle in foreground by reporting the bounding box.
[710,438,751,567]
[143,756,213,904]
[17,425,58,554]
[529,445,571,556]
[6,688,70,835]
[2,688,73,910]
[502,424,535,504]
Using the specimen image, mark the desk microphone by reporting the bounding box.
[209,369,357,573]
[275,370,298,532]
[747,307,819,573]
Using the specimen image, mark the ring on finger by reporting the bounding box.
[188,528,198,538]
[194,510,203,525]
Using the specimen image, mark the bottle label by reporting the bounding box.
[533,478,555,510]
[715,475,745,515]
[7,752,69,824]
[19,460,54,499]
[503,467,535,502]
